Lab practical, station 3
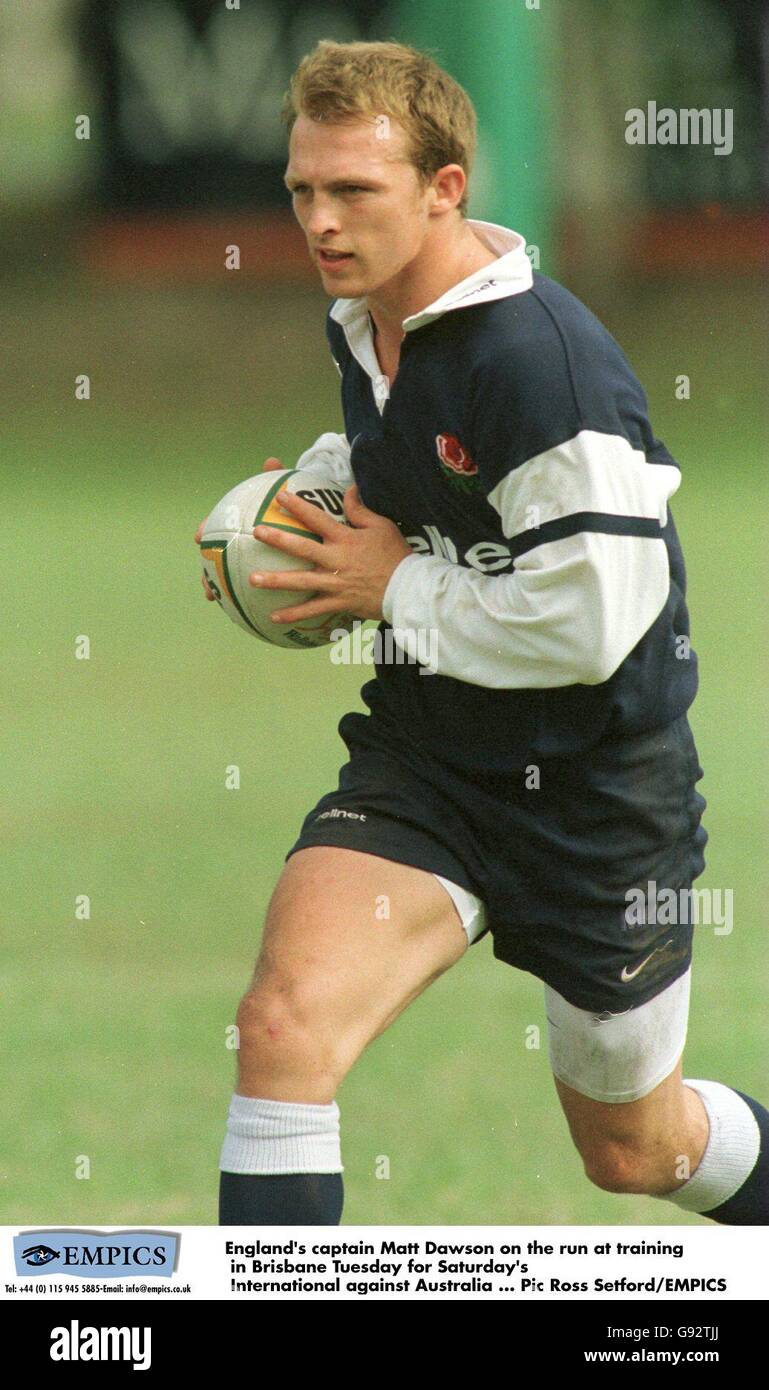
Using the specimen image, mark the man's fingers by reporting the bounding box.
[343,484,366,522]
[269,488,344,539]
[252,522,324,563]
[249,568,338,592]
[194,518,208,543]
[263,457,284,471]
[270,596,346,624]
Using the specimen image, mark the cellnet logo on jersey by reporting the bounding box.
[14,1230,177,1278]
[407,524,515,573]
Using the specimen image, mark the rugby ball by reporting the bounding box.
[198,469,357,648]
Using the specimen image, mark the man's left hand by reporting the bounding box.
[249,485,413,624]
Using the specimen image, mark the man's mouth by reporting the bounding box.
[317,249,355,269]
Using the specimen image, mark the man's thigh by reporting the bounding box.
[545,968,692,1106]
[555,1059,686,1152]
[547,970,700,1172]
[247,846,468,1057]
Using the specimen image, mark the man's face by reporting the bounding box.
[285,113,433,298]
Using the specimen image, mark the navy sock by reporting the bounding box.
[702,1091,769,1224]
[219,1171,344,1226]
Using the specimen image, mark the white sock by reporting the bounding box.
[660,1079,760,1211]
[219,1094,343,1175]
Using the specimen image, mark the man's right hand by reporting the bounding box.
[195,457,284,600]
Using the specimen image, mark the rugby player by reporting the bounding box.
[197,40,767,1225]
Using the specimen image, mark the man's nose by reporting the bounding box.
[304,200,341,238]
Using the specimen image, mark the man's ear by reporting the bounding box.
[428,163,467,216]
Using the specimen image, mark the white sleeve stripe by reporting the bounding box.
[383,530,670,690]
[487,429,681,540]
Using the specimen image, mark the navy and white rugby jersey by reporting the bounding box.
[295,219,698,777]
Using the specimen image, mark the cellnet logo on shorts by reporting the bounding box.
[14,1230,177,1278]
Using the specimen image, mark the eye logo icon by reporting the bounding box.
[22,1244,60,1266]
[14,1229,178,1278]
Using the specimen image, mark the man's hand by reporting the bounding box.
[194,456,284,601]
[249,484,412,624]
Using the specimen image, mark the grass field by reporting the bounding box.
[2,269,766,1225]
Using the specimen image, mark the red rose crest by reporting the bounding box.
[435,433,479,491]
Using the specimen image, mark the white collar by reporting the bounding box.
[328,220,532,336]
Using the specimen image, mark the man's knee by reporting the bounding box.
[579,1137,653,1194]
[235,976,351,1088]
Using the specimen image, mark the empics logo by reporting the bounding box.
[50,1321,151,1372]
[22,1243,59,1267]
[14,1230,177,1278]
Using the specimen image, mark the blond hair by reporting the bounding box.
[282,40,477,215]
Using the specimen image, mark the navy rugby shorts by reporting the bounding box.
[286,711,708,1014]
